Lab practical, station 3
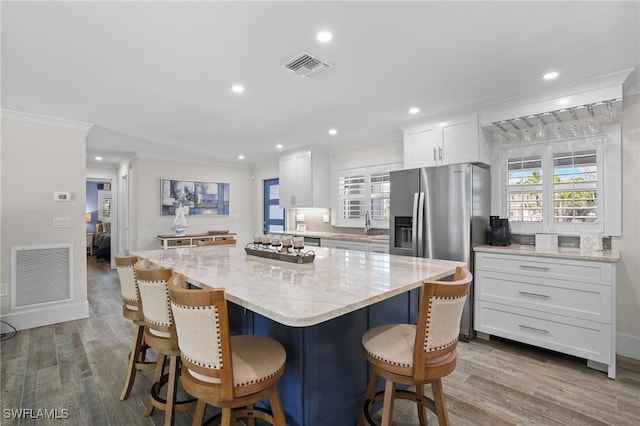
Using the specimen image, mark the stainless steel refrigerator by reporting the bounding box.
[389,163,490,341]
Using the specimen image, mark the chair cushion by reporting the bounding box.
[148,328,171,338]
[363,324,456,368]
[363,324,416,367]
[189,335,286,387]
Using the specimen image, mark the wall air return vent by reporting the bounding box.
[11,244,73,309]
[282,52,334,79]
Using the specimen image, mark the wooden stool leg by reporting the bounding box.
[163,355,179,426]
[415,384,428,426]
[432,379,451,426]
[221,408,233,426]
[242,404,254,426]
[192,400,207,426]
[145,354,167,416]
[269,386,286,426]
[381,379,396,426]
[120,323,145,400]
[359,369,380,426]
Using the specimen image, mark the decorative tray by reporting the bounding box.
[244,245,315,264]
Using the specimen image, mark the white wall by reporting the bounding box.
[1,118,90,329]
[613,94,640,358]
[129,157,254,251]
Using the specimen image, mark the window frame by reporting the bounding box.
[496,124,620,236]
[334,162,402,229]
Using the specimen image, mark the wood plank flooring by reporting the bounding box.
[1,255,639,425]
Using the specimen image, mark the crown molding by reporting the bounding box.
[1,109,94,133]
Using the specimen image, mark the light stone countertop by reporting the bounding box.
[133,245,462,327]
[474,244,620,262]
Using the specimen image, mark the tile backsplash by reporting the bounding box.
[513,233,611,250]
[291,208,388,236]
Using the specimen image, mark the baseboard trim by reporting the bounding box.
[617,332,640,360]
[1,302,89,331]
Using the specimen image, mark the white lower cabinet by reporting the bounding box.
[321,239,369,252]
[474,251,617,379]
[321,239,389,253]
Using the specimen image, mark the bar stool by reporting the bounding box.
[134,261,197,426]
[360,266,472,426]
[168,272,287,426]
[115,256,156,400]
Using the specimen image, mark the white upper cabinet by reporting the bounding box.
[403,114,489,168]
[279,148,329,208]
[404,126,438,168]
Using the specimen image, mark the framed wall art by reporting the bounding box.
[161,178,229,216]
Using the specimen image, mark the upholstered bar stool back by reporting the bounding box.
[360,266,472,426]
[115,256,155,400]
[168,273,287,426]
[134,261,196,426]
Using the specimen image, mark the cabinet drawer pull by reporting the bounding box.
[518,324,549,334]
[519,265,550,271]
[518,291,550,299]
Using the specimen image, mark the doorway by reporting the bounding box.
[263,178,284,233]
[86,173,117,268]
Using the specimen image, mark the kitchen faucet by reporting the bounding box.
[364,210,371,235]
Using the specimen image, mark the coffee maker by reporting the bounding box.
[489,216,511,246]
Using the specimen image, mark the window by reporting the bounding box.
[335,163,400,228]
[98,190,112,222]
[553,150,598,224]
[507,155,543,223]
[499,128,620,236]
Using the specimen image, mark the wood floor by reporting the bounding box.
[1,255,639,425]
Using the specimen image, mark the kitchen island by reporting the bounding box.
[133,245,463,425]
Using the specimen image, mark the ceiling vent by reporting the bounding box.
[282,52,333,79]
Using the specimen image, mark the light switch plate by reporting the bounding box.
[53,217,71,228]
[54,191,71,202]
[296,213,305,222]
[323,214,330,223]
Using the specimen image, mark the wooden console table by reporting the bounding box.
[157,232,236,249]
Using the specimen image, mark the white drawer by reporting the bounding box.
[475,270,612,323]
[475,252,612,286]
[474,301,611,364]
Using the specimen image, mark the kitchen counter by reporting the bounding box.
[132,245,462,426]
[274,230,389,244]
[474,243,620,262]
[133,245,459,327]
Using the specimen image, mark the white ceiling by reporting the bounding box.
[2,1,639,168]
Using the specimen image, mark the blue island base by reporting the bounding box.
[228,289,418,426]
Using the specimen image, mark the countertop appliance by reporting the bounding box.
[389,163,490,341]
[489,215,511,246]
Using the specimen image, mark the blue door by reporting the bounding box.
[264,178,284,233]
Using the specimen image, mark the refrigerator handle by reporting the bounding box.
[412,193,419,255]
[417,192,425,257]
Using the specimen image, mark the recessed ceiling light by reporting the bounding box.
[409,107,420,114]
[238,155,245,160]
[316,31,333,42]
[95,156,103,161]
[231,84,245,93]
[276,144,284,149]
[328,129,337,136]
[543,71,559,80]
